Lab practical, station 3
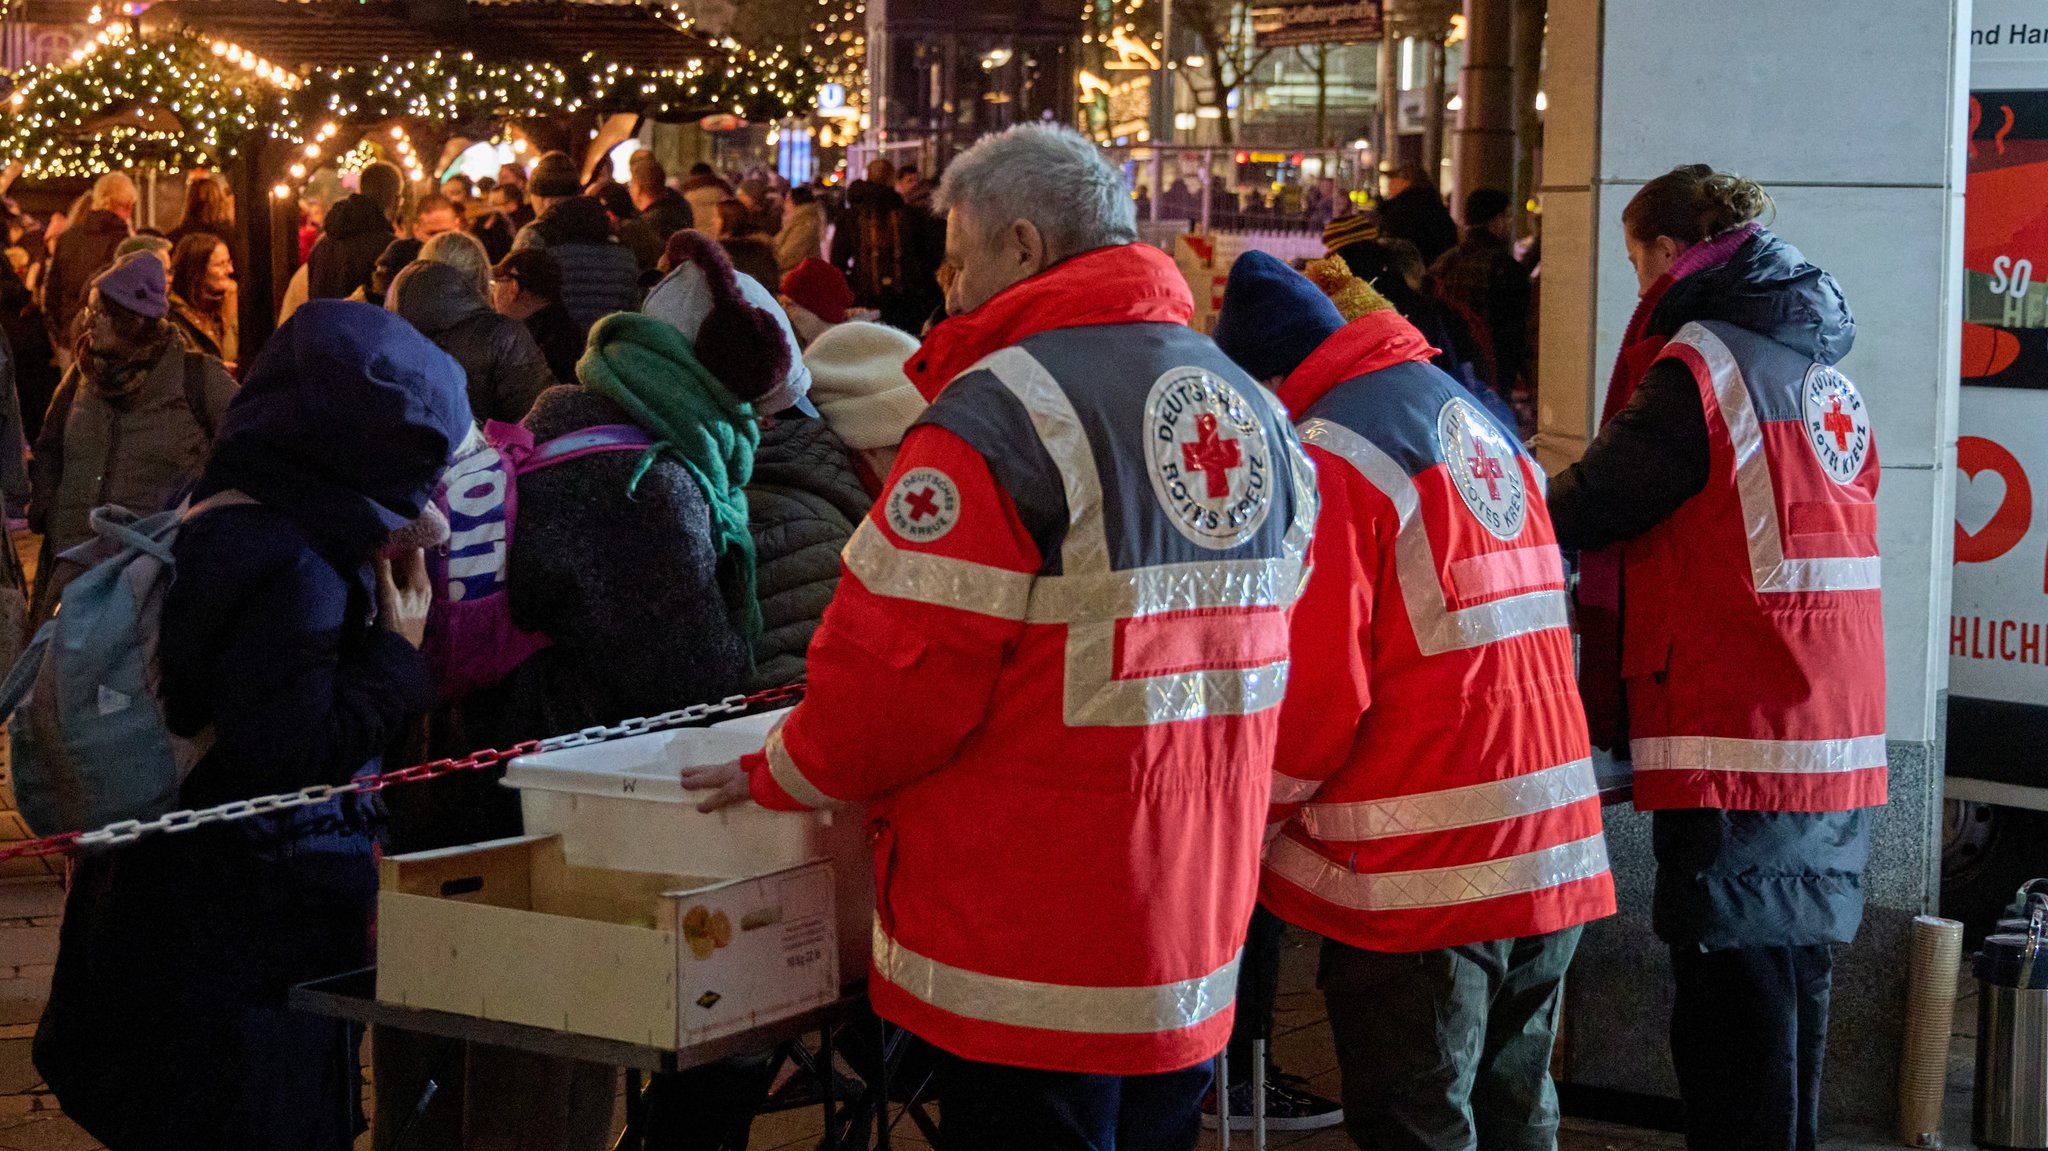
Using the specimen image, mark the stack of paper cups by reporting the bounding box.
[1898,914,1965,1147]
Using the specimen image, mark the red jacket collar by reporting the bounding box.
[1275,310,1439,418]
[905,243,1194,400]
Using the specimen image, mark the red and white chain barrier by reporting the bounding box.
[0,684,806,864]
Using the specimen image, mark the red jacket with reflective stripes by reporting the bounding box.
[742,294,1316,1074]
[1258,312,1615,954]
[1620,321,1887,812]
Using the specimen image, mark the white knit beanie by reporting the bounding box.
[802,322,927,452]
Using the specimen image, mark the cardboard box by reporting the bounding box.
[376,835,837,1049]
[502,715,874,978]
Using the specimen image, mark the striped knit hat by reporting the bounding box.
[1322,210,1382,253]
[1302,256,1395,322]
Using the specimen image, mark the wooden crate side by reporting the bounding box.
[379,835,552,909]
[377,890,678,1048]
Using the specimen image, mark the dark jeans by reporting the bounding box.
[1224,904,1288,1079]
[1669,945,1832,1151]
[934,1050,1213,1151]
[1319,926,1581,1151]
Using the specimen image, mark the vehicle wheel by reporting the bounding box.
[1942,799,2048,945]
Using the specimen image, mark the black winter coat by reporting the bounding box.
[35,300,466,1150]
[1377,185,1460,267]
[640,189,695,250]
[1547,228,1870,950]
[389,261,555,424]
[512,197,641,335]
[523,300,587,388]
[745,415,870,690]
[41,208,129,345]
[306,194,396,301]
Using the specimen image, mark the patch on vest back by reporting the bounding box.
[1144,367,1275,550]
[1438,397,1527,540]
[885,468,961,543]
[1801,364,1872,484]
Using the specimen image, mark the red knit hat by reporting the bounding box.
[779,257,855,325]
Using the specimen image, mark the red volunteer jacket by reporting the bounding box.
[1259,312,1616,953]
[741,244,1318,1075]
[1621,320,1887,811]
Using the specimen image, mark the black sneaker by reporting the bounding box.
[1199,1073,1344,1131]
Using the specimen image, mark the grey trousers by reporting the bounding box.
[1319,925,1582,1151]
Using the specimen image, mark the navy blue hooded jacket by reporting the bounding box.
[36,301,472,1151]
[1547,228,1869,951]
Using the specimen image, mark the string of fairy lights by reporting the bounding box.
[0,18,825,183]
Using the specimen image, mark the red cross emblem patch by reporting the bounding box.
[1438,397,1528,540]
[1145,367,1276,550]
[1800,364,1872,485]
[885,467,961,543]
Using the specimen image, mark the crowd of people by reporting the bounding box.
[0,127,1882,1151]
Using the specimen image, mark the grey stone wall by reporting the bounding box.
[1561,736,1944,1128]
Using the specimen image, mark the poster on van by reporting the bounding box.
[1955,4,2048,712]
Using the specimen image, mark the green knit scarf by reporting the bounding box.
[578,312,763,642]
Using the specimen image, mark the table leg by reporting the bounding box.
[819,1027,840,1151]
[614,1069,644,1151]
[875,1018,893,1151]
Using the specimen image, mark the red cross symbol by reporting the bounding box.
[1468,440,1506,501]
[904,487,940,521]
[1822,395,1855,452]
[1180,413,1243,499]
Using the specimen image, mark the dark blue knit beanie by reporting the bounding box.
[1213,250,1346,383]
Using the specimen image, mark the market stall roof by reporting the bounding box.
[137,0,722,72]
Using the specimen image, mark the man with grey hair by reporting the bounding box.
[42,172,137,355]
[683,122,1317,1149]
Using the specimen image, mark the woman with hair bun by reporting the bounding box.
[1547,164,1885,1151]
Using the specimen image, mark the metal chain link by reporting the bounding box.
[0,684,805,864]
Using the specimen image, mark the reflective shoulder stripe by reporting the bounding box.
[1630,734,1886,775]
[1265,831,1610,912]
[1664,325,1881,594]
[763,728,840,810]
[841,520,1033,621]
[979,347,1111,578]
[1271,770,1322,805]
[1299,757,1597,841]
[872,918,1239,1035]
[1297,417,1568,656]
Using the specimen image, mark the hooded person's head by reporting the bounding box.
[1212,251,1345,385]
[645,229,809,414]
[193,299,473,557]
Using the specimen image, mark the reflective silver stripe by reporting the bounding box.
[872,918,1240,1035]
[841,520,1033,621]
[1271,770,1322,804]
[1062,619,1291,726]
[979,347,1112,579]
[1631,734,1887,775]
[1668,325,1882,594]
[1300,757,1599,841]
[1028,556,1307,623]
[977,348,1296,727]
[763,728,840,809]
[1264,832,1610,911]
[1297,418,1568,656]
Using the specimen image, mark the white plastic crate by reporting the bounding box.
[502,709,820,878]
[501,709,873,975]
